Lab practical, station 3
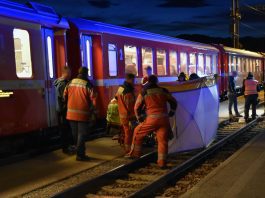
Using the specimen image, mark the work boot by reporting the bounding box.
[76,155,90,161]
[157,160,167,169]
[235,113,243,117]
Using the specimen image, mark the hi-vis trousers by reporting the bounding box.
[130,116,170,167]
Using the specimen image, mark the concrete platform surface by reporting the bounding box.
[182,131,265,198]
[0,137,124,197]
[219,91,264,123]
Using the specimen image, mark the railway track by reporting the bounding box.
[51,117,264,198]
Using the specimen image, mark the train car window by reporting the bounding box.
[124,45,138,76]
[189,53,196,75]
[252,59,256,72]
[246,58,249,72]
[231,56,236,71]
[169,51,177,75]
[142,47,153,75]
[249,59,253,72]
[242,58,246,72]
[212,54,217,74]
[237,57,241,72]
[157,49,167,76]
[205,55,211,75]
[47,36,54,78]
[180,52,188,74]
[256,59,261,72]
[13,29,33,78]
[85,40,92,76]
[108,44,118,76]
[197,53,204,77]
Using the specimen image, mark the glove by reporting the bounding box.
[168,110,175,117]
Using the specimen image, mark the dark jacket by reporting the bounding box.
[228,76,236,93]
[54,77,69,113]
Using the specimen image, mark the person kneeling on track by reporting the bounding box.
[242,72,260,122]
[127,75,177,168]
[64,67,97,161]
[54,66,75,155]
[115,73,136,154]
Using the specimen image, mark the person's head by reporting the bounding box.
[148,75,158,84]
[178,72,186,82]
[247,72,254,79]
[62,66,71,80]
[189,73,199,81]
[232,71,238,77]
[125,73,135,85]
[78,67,89,79]
[145,66,152,76]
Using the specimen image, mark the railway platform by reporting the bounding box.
[219,91,264,123]
[182,127,265,198]
[0,137,126,197]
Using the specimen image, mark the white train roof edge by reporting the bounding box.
[0,0,69,29]
[223,46,263,58]
[69,18,219,53]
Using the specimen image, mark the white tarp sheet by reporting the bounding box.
[168,82,219,153]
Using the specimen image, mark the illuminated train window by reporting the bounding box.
[13,29,33,78]
[180,52,187,74]
[205,55,211,74]
[124,45,138,76]
[47,36,54,78]
[189,53,196,75]
[169,51,177,75]
[212,54,217,74]
[157,49,167,76]
[197,53,204,76]
[108,44,118,76]
[237,57,241,72]
[142,47,153,76]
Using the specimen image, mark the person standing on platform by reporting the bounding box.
[64,67,96,161]
[228,71,242,118]
[54,66,75,155]
[115,73,136,154]
[128,75,177,168]
[242,72,260,122]
[142,66,152,85]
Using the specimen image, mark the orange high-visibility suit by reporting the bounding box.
[130,83,177,167]
[115,81,136,153]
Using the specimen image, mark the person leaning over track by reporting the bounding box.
[115,73,137,154]
[54,66,76,155]
[242,72,260,122]
[64,67,97,161]
[127,75,177,168]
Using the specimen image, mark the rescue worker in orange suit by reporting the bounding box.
[242,72,260,122]
[64,67,97,161]
[128,75,177,168]
[115,73,136,153]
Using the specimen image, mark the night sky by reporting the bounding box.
[13,0,265,38]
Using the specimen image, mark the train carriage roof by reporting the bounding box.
[0,0,69,29]
[69,18,219,52]
[223,46,263,58]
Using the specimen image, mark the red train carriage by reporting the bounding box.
[67,18,219,118]
[215,45,264,99]
[0,1,68,138]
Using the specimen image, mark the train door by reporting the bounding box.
[43,28,57,127]
[81,35,93,79]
